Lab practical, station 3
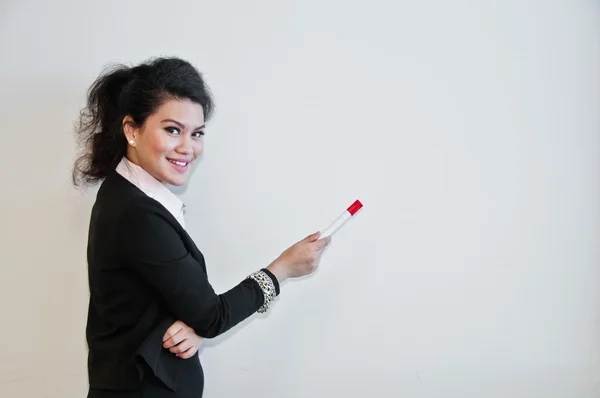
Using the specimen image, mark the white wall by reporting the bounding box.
[0,1,598,397]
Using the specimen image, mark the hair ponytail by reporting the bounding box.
[72,57,214,187]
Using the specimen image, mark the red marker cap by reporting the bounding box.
[346,199,363,216]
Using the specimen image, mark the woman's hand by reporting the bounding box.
[266,231,331,283]
[162,320,204,359]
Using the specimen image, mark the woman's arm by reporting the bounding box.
[117,196,278,338]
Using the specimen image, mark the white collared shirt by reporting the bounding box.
[115,157,186,229]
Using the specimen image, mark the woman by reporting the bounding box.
[74,57,331,397]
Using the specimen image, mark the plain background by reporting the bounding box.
[0,1,598,397]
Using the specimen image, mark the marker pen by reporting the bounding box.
[319,199,363,238]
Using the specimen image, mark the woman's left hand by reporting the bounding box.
[162,320,204,359]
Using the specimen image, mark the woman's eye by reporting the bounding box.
[193,131,205,138]
[166,127,180,135]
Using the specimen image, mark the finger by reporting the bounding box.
[163,321,184,343]
[313,236,332,250]
[320,236,332,246]
[163,329,188,349]
[301,231,321,243]
[175,336,204,358]
[177,346,198,359]
[169,338,193,354]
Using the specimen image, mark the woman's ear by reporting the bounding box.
[122,116,137,146]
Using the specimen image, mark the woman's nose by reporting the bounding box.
[176,137,193,155]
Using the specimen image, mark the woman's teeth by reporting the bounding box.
[169,160,188,166]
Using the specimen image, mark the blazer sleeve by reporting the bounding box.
[116,196,279,338]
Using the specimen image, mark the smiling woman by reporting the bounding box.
[73,57,331,398]
[122,99,206,186]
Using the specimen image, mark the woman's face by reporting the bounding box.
[124,98,205,186]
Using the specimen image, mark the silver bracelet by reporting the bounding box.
[247,270,277,313]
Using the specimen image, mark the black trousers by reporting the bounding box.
[88,359,204,398]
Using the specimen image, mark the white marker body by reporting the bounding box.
[320,211,352,238]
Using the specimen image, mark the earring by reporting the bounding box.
[129,140,135,145]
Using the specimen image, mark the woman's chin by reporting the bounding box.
[168,177,188,187]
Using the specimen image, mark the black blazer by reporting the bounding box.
[85,169,279,392]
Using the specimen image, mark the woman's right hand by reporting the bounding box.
[266,232,331,283]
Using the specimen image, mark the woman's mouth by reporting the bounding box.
[167,158,191,172]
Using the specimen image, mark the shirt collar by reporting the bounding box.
[115,157,186,227]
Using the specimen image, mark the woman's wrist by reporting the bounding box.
[266,258,289,284]
[260,268,281,296]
